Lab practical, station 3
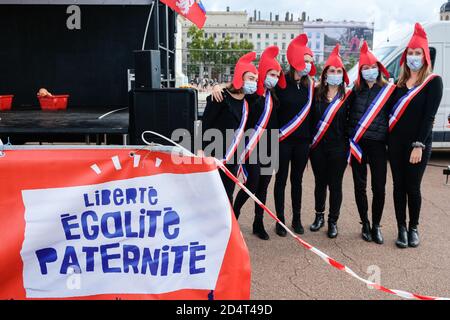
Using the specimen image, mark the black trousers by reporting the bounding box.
[219,164,238,203]
[388,141,432,229]
[233,163,272,221]
[351,139,388,226]
[274,140,310,222]
[310,142,348,224]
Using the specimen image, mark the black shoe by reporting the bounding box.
[253,220,270,240]
[371,225,384,245]
[275,222,287,237]
[328,222,338,239]
[396,226,408,249]
[310,213,325,232]
[292,220,305,235]
[361,222,372,242]
[408,227,420,248]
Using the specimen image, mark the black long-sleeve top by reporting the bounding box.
[276,76,312,143]
[388,75,443,146]
[310,88,350,147]
[201,91,247,161]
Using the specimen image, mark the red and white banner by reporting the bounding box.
[0,148,250,300]
[161,0,207,29]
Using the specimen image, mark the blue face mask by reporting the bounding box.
[361,68,379,82]
[298,63,312,77]
[242,81,257,95]
[406,55,424,72]
[326,74,343,86]
[264,76,279,89]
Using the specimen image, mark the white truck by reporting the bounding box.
[348,21,450,148]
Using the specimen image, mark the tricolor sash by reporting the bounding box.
[310,90,352,149]
[237,91,273,182]
[222,99,249,164]
[389,73,438,132]
[279,80,315,142]
[348,83,396,163]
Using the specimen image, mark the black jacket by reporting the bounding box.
[348,83,390,142]
[310,89,350,147]
[202,91,247,161]
[276,76,312,143]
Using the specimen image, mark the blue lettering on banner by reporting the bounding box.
[34,185,208,277]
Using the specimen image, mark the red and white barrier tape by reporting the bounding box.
[217,161,450,301]
[141,131,450,301]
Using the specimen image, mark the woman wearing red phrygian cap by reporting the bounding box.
[387,23,443,249]
[201,52,259,202]
[309,44,352,239]
[347,41,396,245]
[274,34,316,237]
[210,47,286,240]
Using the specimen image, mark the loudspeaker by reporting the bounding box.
[134,50,161,89]
[129,88,198,148]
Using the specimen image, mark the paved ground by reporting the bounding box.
[235,151,450,300]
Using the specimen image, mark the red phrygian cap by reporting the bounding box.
[257,46,287,96]
[356,41,390,85]
[323,43,349,85]
[233,52,259,90]
[287,33,317,76]
[400,22,431,67]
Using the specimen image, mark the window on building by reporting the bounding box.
[249,33,253,39]
[274,42,278,47]
[282,33,286,40]
[274,33,278,40]
[266,33,270,39]
[316,42,320,50]
[282,54,286,62]
[222,33,226,38]
[265,42,269,48]
[291,34,295,39]
[204,33,208,38]
[316,33,320,39]
[213,33,217,39]
[240,33,244,39]
[257,43,261,50]
[257,33,261,39]
[282,43,286,50]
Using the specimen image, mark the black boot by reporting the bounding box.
[328,222,338,239]
[361,222,372,242]
[310,213,325,232]
[408,227,420,248]
[275,222,287,237]
[275,215,287,237]
[292,214,304,235]
[253,216,270,241]
[396,226,408,249]
[371,225,384,245]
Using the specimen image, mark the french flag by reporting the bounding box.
[161,0,207,29]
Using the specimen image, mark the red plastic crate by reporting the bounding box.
[0,95,14,111]
[38,95,69,111]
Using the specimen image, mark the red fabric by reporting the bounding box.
[287,34,316,76]
[400,23,431,67]
[323,44,349,85]
[161,0,207,29]
[356,41,390,85]
[256,46,286,96]
[0,149,251,300]
[232,52,258,90]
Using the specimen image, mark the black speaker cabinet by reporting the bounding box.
[129,88,198,149]
[134,50,161,89]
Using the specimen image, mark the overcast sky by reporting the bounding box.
[206,0,445,45]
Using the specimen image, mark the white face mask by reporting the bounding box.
[326,74,343,86]
[298,63,312,77]
[406,55,424,72]
[264,75,279,89]
[242,81,257,95]
[361,68,379,82]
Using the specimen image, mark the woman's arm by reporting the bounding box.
[416,76,444,144]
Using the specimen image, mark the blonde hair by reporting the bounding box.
[397,61,432,88]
